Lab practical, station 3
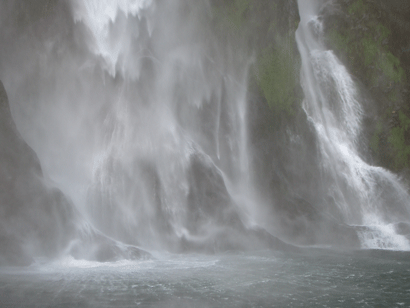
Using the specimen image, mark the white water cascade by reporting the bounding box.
[296,0,410,250]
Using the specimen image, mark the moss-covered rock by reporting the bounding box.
[255,44,298,116]
[211,0,301,116]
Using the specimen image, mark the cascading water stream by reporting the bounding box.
[296,0,410,250]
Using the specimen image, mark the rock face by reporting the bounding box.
[210,0,410,249]
[180,153,299,253]
[211,0,360,247]
[0,80,154,265]
[0,80,75,266]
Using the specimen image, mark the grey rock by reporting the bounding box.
[0,80,75,266]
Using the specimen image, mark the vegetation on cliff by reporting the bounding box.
[211,0,410,173]
[211,0,301,117]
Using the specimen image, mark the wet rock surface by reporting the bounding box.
[182,153,300,253]
[0,80,75,265]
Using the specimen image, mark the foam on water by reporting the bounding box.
[26,254,221,276]
[357,223,410,251]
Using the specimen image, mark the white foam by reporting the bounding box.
[357,223,410,251]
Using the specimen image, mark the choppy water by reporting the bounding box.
[1,250,409,307]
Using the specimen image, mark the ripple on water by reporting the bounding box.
[0,250,409,307]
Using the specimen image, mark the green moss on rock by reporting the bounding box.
[370,121,382,153]
[388,112,410,169]
[212,0,301,117]
[361,36,378,66]
[256,45,297,115]
[212,0,251,37]
[379,52,406,83]
[348,0,367,15]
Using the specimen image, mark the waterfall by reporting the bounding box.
[0,0,260,255]
[296,0,410,250]
[2,0,410,260]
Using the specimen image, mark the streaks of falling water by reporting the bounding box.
[0,0,256,251]
[69,0,256,249]
[296,0,410,250]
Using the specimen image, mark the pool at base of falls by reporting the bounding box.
[1,249,409,307]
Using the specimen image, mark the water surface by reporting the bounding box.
[1,249,409,307]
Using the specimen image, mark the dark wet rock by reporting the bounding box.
[272,196,361,248]
[180,153,300,253]
[394,222,410,235]
[0,80,75,266]
[186,154,243,233]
